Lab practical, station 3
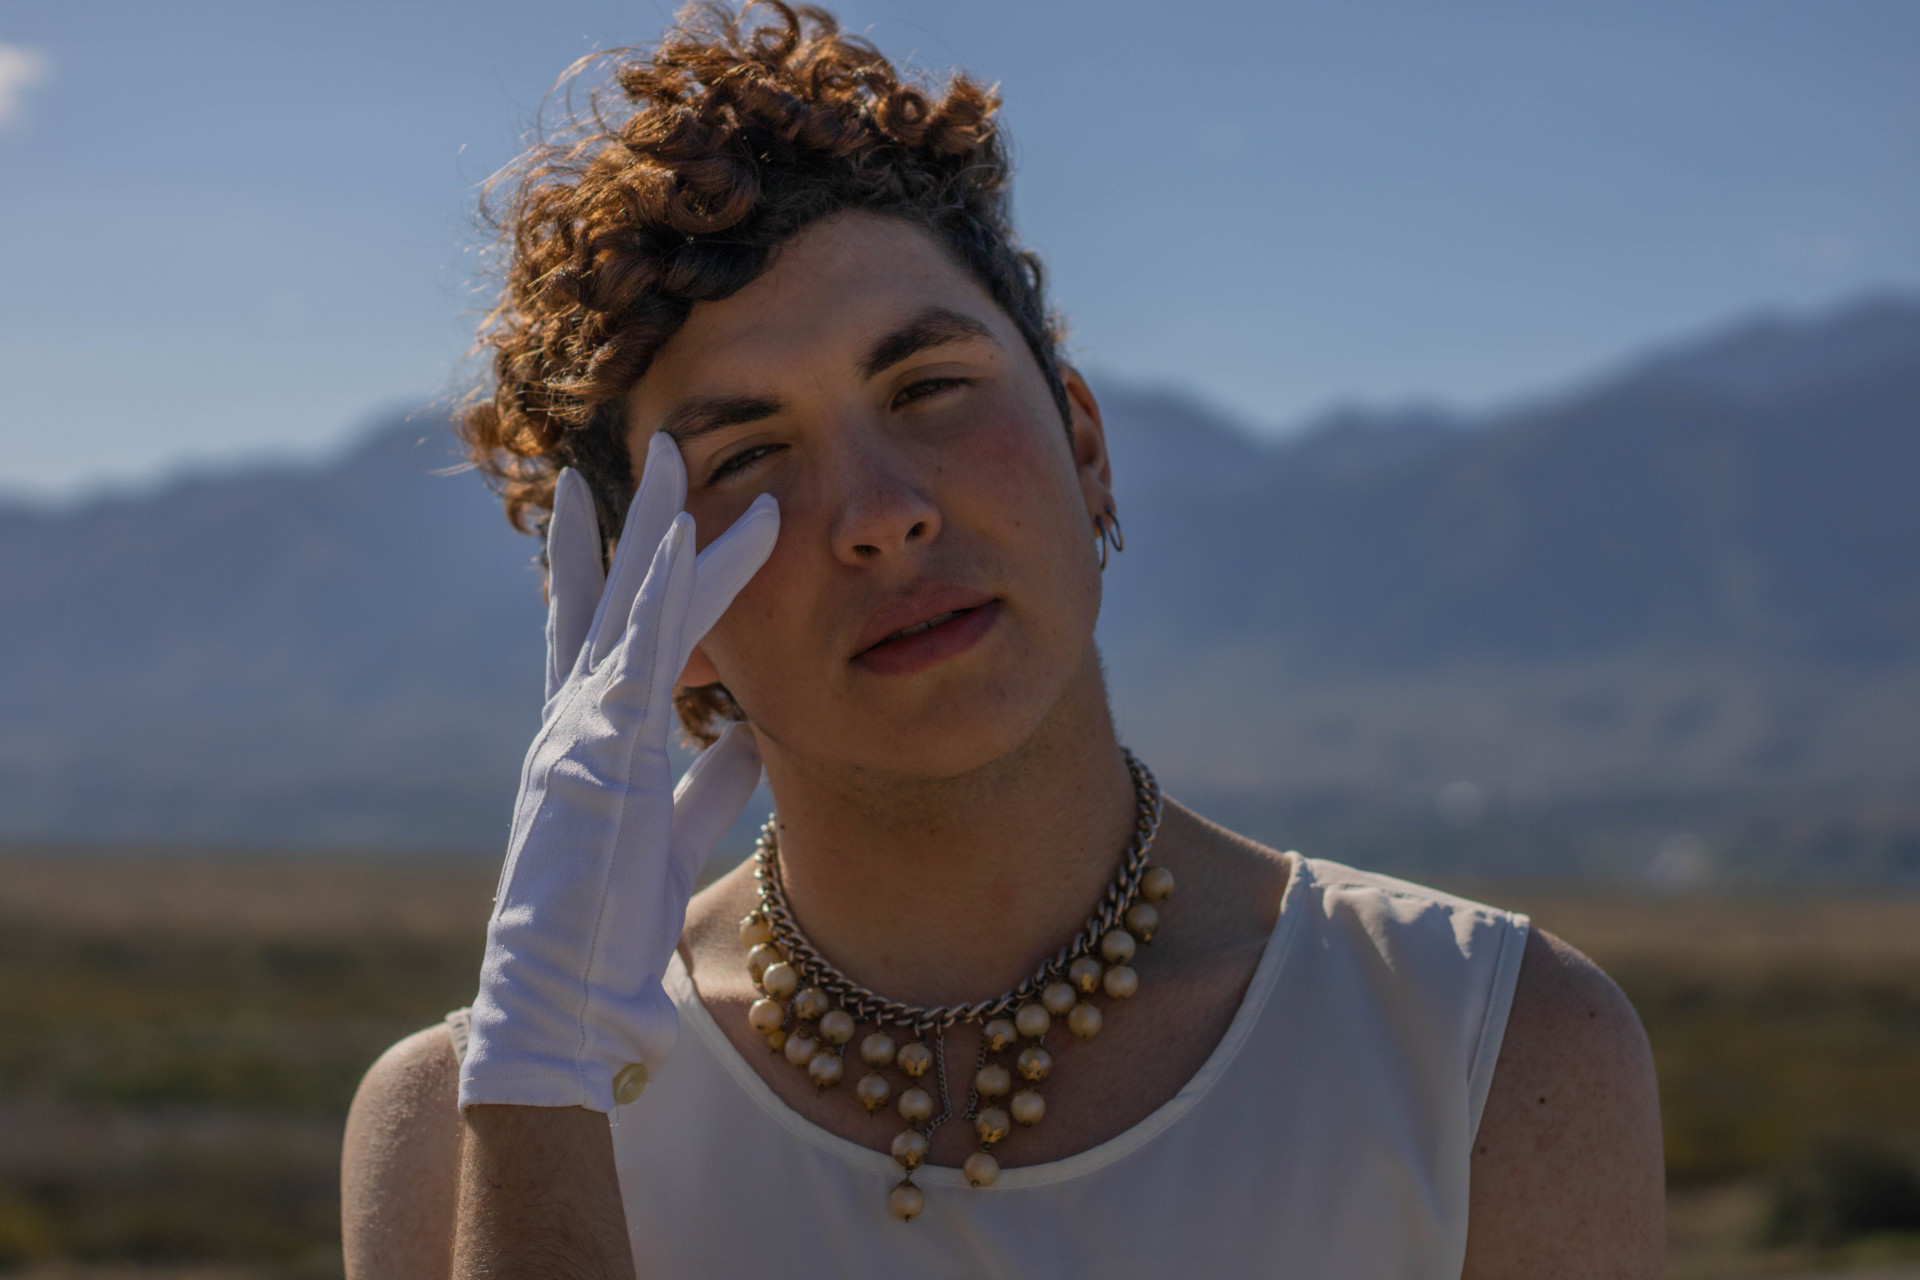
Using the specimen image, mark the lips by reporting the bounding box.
[874,608,971,647]
[852,594,1002,675]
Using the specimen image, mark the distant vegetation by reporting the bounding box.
[3,854,1919,1276]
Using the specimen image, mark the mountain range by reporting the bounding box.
[4,294,1917,880]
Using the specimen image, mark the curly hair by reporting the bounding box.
[458,0,1069,742]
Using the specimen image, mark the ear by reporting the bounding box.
[679,647,721,688]
[1062,366,1115,523]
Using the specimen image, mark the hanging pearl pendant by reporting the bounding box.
[889,1180,925,1221]
[1014,1004,1050,1039]
[1016,1045,1052,1082]
[974,1063,1012,1099]
[898,1087,934,1125]
[1068,956,1104,995]
[891,1128,929,1170]
[783,1032,818,1066]
[861,1032,897,1068]
[738,912,773,947]
[857,1072,892,1112]
[745,943,781,982]
[963,1151,1000,1188]
[1141,865,1175,901]
[747,998,785,1033]
[896,1042,933,1078]
[1124,901,1159,943]
[1068,1002,1103,1040]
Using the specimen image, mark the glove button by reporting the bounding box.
[612,1062,650,1105]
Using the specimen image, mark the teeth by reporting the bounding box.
[888,610,961,643]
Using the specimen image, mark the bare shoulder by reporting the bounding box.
[1462,927,1665,1279]
[342,1023,463,1280]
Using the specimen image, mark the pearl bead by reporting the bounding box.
[974,1063,1012,1099]
[891,1128,929,1170]
[861,1032,897,1068]
[611,1062,649,1106]
[983,1018,1018,1053]
[793,986,830,1022]
[1014,1003,1050,1040]
[857,1072,892,1112]
[1124,901,1160,943]
[747,998,786,1033]
[783,1033,818,1066]
[963,1151,1001,1188]
[1041,982,1077,1016]
[889,1180,925,1221]
[1068,955,1103,995]
[1016,1045,1052,1082]
[818,1009,856,1045]
[760,961,798,999]
[765,1028,787,1053]
[1010,1088,1046,1126]
[896,1042,933,1079]
[898,1087,934,1125]
[1068,1001,1103,1039]
[808,1052,844,1088]
[1103,965,1139,1000]
[975,1106,1011,1146]
[745,943,781,981]
[1099,929,1137,965]
[738,913,773,947]
[1141,865,1175,902]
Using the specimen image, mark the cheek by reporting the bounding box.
[942,412,1079,532]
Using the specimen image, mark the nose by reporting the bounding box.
[826,432,942,566]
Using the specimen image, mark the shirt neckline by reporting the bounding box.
[666,850,1310,1191]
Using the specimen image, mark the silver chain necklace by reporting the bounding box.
[738,749,1175,1219]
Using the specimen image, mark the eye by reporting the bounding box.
[706,442,784,485]
[892,375,970,409]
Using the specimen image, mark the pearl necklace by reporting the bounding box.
[737,750,1172,1220]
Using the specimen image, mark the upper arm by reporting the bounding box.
[342,1024,464,1280]
[1461,927,1665,1279]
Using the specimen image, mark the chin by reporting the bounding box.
[768,645,1096,784]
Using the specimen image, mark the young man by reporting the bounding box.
[341,5,1664,1275]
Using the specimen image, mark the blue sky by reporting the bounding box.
[2,0,1916,499]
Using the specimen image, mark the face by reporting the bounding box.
[623,212,1114,781]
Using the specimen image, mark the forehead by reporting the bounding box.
[636,213,1003,397]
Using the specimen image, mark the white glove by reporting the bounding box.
[460,433,778,1112]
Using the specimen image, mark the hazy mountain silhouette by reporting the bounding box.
[5,295,1917,878]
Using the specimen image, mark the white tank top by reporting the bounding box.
[455,854,1529,1277]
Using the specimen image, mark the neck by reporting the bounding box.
[754,651,1135,1007]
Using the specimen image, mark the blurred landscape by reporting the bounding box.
[3,292,1918,1275]
[1,854,1917,1277]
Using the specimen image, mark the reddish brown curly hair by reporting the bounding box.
[458,0,1069,739]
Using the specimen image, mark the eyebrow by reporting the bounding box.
[659,394,785,445]
[858,306,998,380]
[655,307,998,444]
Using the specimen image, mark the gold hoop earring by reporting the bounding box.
[1095,504,1124,571]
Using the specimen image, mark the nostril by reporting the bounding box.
[906,521,926,541]
[854,543,880,557]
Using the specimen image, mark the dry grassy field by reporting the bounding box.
[2,852,1918,1278]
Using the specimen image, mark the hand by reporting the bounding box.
[460,433,778,1112]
